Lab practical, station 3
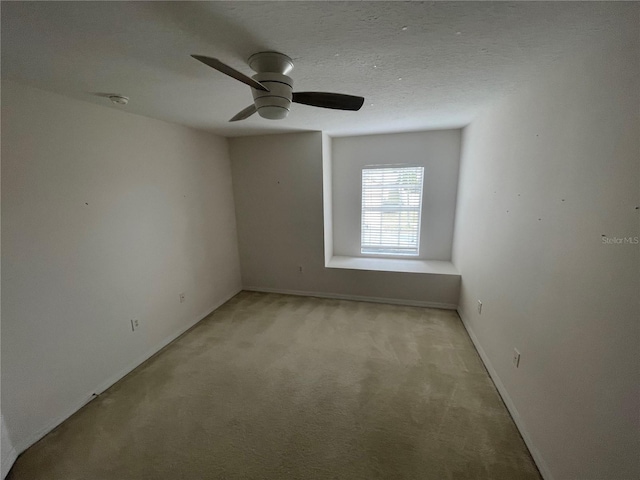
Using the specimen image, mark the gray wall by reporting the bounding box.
[332,130,461,260]
[452,21,639,480]
[1,82,242,460]
[229,132,460,307]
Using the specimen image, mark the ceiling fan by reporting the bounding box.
[191,51,365,122]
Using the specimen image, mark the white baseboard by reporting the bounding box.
[457,308,553,480]
[11,287,242,459]
[243,286,458,310]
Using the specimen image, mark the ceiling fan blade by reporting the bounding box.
[292,92,365,111]
[229,104,257,122]
[191,55,269,92]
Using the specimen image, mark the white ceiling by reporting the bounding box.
[1,2,629,137]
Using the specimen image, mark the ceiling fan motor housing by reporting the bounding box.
[251,73,293,120]
[248,51,294,75]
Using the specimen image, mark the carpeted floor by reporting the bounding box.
[8,292,540,480]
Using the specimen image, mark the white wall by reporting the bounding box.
[0,153,13,478]
[1,415,16,479]
[322,132,334,262]
[1,82,242,464]
[452,18,639,480]
[332,130,461,260]
[230,132,460,308]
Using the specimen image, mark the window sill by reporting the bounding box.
[326,255,460,276]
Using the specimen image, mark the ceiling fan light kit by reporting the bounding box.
[251,71,294,120]
[192,51,365,122]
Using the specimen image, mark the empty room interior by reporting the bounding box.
[1,2,638,480]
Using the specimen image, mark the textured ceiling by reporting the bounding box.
[1,2,632,137]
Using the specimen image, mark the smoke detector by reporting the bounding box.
[108,95,129,106]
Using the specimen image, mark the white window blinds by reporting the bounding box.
[361,166,425,256]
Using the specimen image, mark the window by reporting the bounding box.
[361,166,424,256]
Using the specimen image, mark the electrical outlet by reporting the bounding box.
[179,293,185,303]
[477,300,483,315]
[130,319,139,332]
[513,348,521,368]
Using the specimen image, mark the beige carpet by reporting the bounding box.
[9,292,540,480]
